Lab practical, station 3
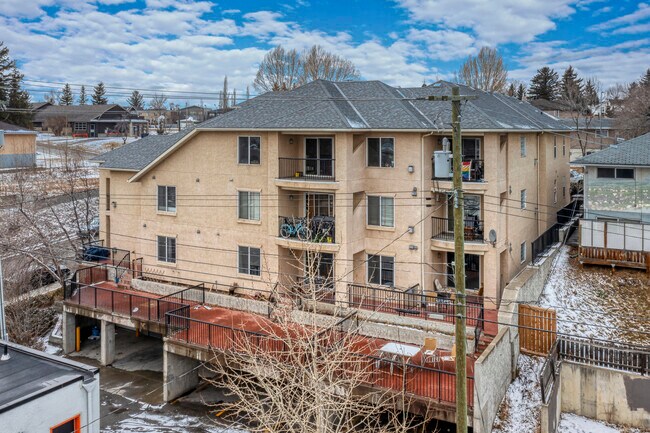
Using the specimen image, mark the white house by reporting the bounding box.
[0,342,100,433]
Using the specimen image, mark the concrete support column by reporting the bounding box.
[100,320,115,366]
[62,310,76,354]
[163,348,200,402]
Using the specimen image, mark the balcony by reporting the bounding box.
[276,216,338,252]
[432,158,487,193]
[431,216,489,253]
[278,157,336,182]
[432,216,484,242]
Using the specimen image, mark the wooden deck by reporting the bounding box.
[579,246,650,272]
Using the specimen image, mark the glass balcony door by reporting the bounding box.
[305,138,333,177]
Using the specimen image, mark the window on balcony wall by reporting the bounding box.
[157,185,176,212]
[367,254,394,286]
[157,236,176,263]
[238,191,260,220]
[520,189,527,209]
[520,135,527,157]
[367,196,394,227]
[238,136,261,164]
[238,246,261,276]
[553,136,557,159]
[367,137,394,167]
[520,241,527,263]
[462,138,481,160]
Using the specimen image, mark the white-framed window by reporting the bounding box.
[562,137,566,156]
[157,186,176,212]
[238,136,261,164]
[520,189,527,209]
[597,167,634,179]
[520,241,526,263]
[238,246,261,276]
[520,135,527,157]
[553,137,557,159]
[367,254,394,286]
[367,137,394,167]
[73,122,87,132]
[367,196,394,227]
[157,236,176,263]
[238,190,260,220]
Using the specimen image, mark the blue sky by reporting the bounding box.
[0,0,648,106]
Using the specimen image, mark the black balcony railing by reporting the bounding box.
[279,216,335,243]
[432,158,484,182]
[431,216,484,242]
[279,157,335,181]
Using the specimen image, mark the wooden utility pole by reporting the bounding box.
[427,86,477,432]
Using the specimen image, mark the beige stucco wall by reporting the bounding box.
[0,132,36,156]
[99,128,570,326]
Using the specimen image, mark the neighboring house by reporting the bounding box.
[93,80,571,331]
[573,132,650,270]
[0,120,37,169]
[529,99,621,157]
[562,117,620,156]
[32,104,147,137]
[0,342,100,433]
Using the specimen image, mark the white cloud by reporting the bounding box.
[589,2,650,31]
[510,39,650,88]
[406,29,476,61]
[394,0,576,44]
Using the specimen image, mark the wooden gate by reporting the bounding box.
[519,305,557,355]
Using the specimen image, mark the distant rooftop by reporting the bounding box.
[572,132,650,167]
[0,120,36,134]
[0,342,98,414]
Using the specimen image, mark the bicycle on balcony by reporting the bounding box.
[280,217,312,241]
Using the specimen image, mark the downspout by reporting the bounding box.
[537,133,541,237]
[82,376,99,433]
[421,131,435,293]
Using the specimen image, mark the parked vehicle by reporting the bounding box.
[29,265,71,288]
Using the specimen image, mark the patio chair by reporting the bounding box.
[440,344,456,363]
[421,337,439,365]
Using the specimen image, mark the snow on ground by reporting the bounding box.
[492,355,544,433]
[539,245,650,345]
[558,413,643,433]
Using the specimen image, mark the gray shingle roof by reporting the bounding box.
[92,128,195,170]
[33,104,126,123]
[572,132,650,166]
[95,80,571,171]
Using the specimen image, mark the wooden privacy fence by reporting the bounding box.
[519,305,557,356]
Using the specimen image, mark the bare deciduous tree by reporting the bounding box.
[254,45,303,92]
[43,115,68,136]
[204,242,432,433]
[253,45,360,93]
[458,47,508,93]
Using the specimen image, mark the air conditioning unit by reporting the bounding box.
[434,150,452,178]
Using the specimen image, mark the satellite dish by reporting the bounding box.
[489,229,497,243]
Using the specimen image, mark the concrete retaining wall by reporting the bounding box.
[561,362,650,430]
[472,242,563,433]
[472,327,516,433]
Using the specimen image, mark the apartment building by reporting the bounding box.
[94,80,571,328]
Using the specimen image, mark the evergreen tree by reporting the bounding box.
[126,90,144,110]
[560,65,583,102]
[92,82,108,105]
[60,83,74,105]
[516,83,526,101]
[0,42,16,106]
[528,66,559,100]
[583,79,599,106]
[641,68,650,88]
[6,67,31,127]
[78,85,87,105]
[507,83,516,97]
